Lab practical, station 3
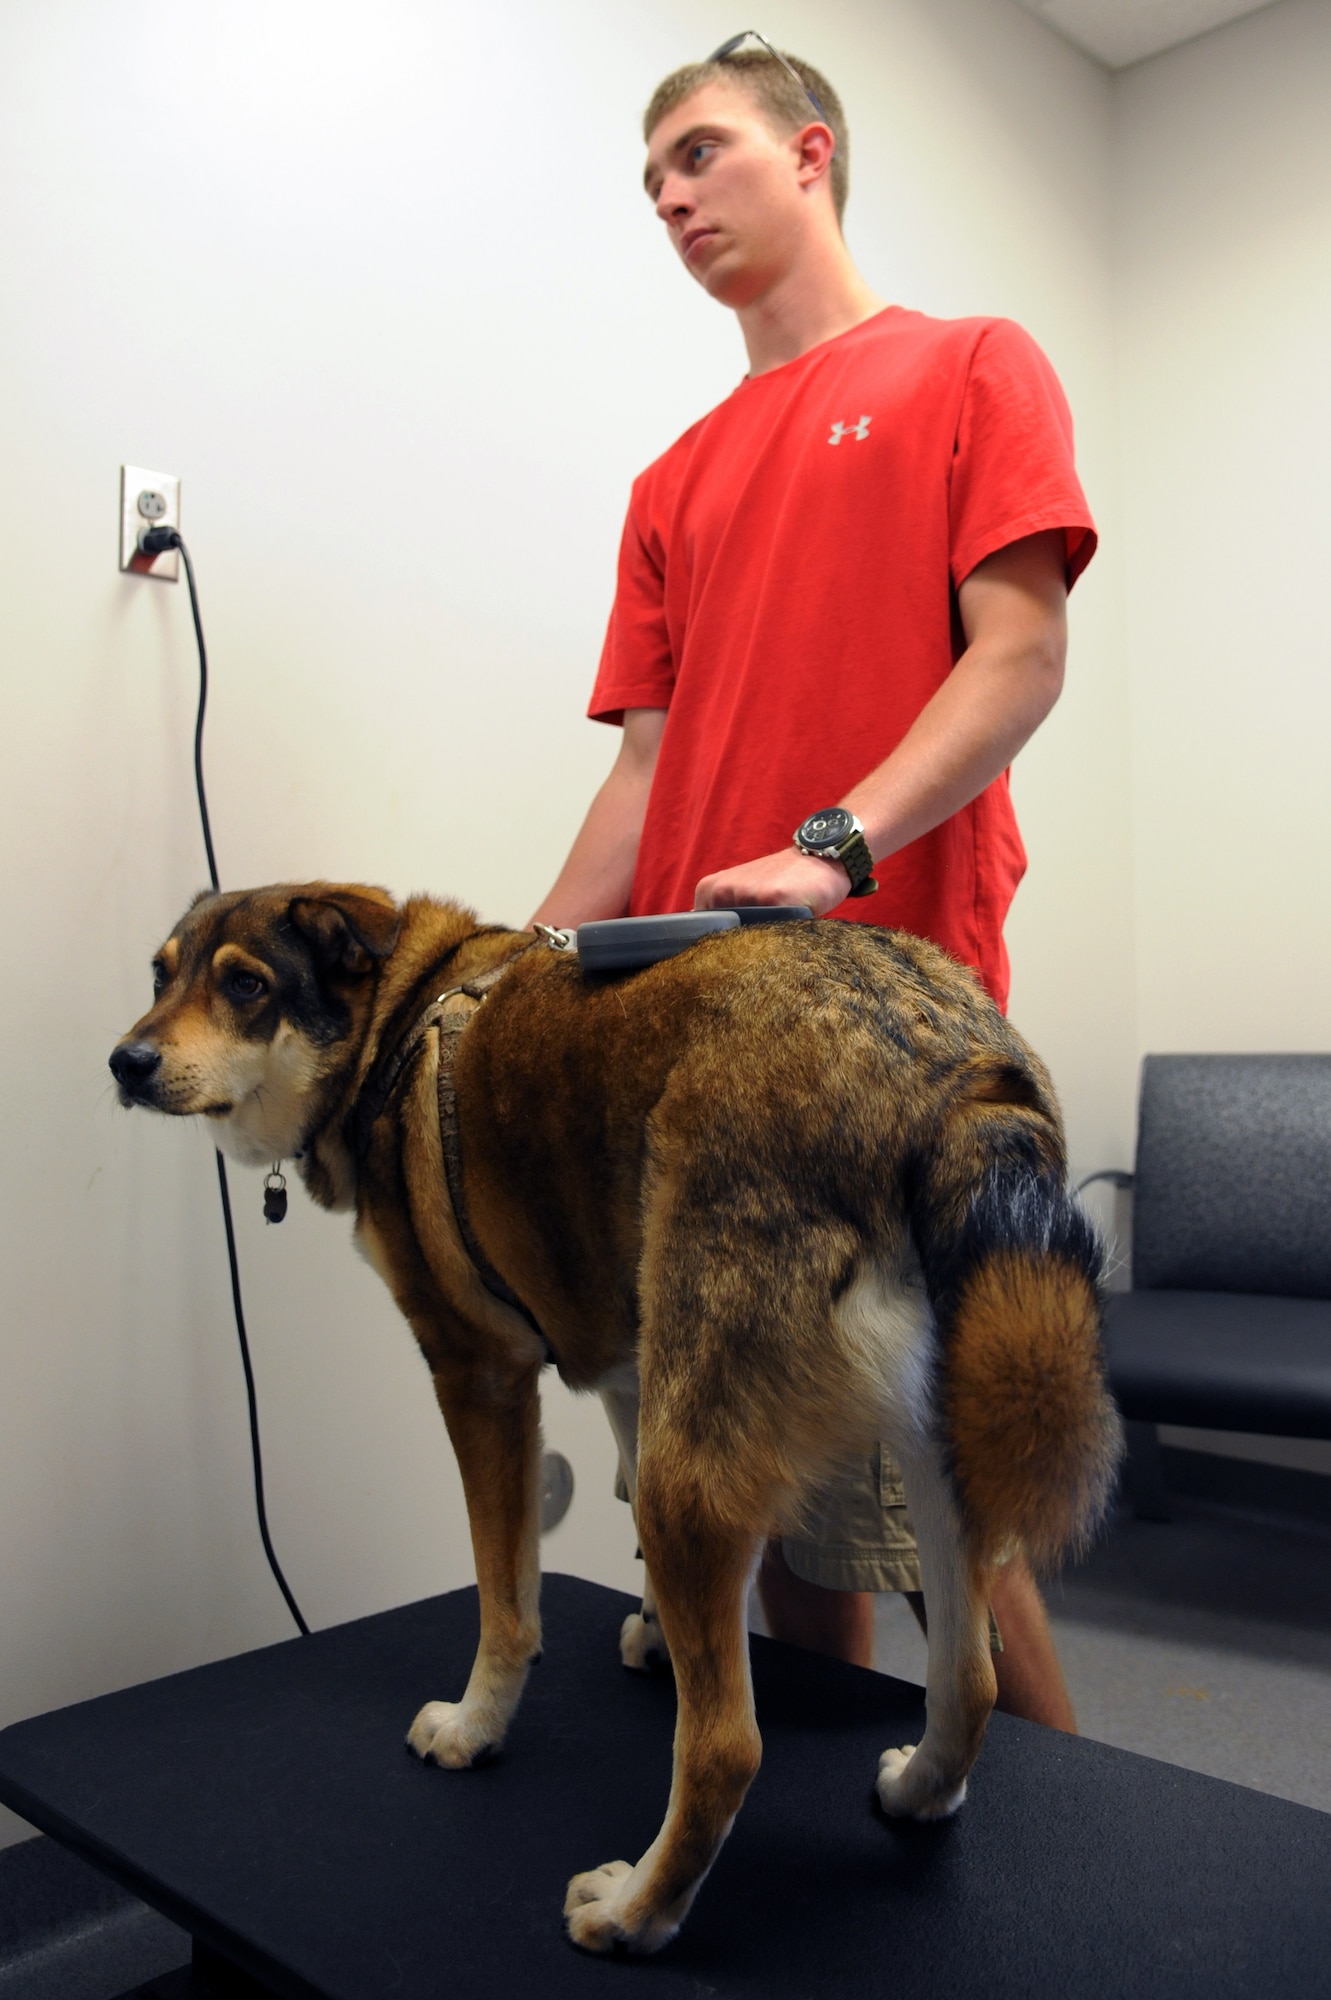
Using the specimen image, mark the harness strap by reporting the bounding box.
[432,968,547,1342]
[355,942,552,1356]
[348,932,477,1158]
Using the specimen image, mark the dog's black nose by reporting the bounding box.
[110,1041,162,1088]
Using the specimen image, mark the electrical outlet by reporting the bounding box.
[120,465,180,581]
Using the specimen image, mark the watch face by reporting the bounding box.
[798,807,855,852]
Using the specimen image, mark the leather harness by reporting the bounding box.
[351,941,551,1355]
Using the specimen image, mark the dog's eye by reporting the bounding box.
[228,970,267,1001]
[151,961,168,994]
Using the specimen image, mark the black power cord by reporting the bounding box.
[141,523,310,1637]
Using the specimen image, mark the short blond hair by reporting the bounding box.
[644,49,849,225]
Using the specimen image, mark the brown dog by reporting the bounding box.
[110,883,1121,1955]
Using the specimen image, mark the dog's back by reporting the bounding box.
[458,917,1118,1574]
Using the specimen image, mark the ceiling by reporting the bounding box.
[1011,0,1283,67]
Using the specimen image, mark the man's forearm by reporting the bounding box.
[843,637,1064,863]
[528,775,641,928]
[528,707,667,929]
[694,645,1061,916]
[842,530,1070,863]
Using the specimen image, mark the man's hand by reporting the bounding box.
[694,847,850,914]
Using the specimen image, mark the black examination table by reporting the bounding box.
[0,1573,1328,1998]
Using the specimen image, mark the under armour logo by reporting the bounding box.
[828,415,872,444]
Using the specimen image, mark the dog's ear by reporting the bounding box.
[288,886,402,978]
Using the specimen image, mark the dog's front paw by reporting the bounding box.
[620,1610,671,1673]
[565,1860,634,1952]
[565,1860,680,1956]
[406,1699,497,1770]
[875,1744,967,1821]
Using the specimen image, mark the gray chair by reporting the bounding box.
[1088,1054,1331,1518]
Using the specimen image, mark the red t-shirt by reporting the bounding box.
[588,307,1097,1008]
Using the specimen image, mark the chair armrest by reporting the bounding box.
[1076,1169,1135,1196]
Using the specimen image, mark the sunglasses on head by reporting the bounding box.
[707,31,827,120]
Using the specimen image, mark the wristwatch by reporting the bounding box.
[793,807,878,898]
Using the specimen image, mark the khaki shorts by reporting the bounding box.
[782,1446,1004,1652]
[782,1444,924,1594]
[615,1445,1002,1648]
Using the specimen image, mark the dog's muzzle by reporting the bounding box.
[109,1040,162,1102]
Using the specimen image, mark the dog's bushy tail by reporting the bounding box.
[910,1117,1123,1573]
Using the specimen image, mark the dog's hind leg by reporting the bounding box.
[565,1466,761,1955]
[598,1364,670,1673]
[407,1358,543,1770]
[874,1434,997,1820]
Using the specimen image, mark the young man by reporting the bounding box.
[530,39,1096,1728]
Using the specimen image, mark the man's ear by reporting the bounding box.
[287,885,402,978]
[794,120,836,194]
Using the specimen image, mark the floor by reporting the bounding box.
[3,1453,1330,1997]
[872,1480,1331,1816]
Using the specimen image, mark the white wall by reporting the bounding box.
[0,0,1140,1850]
[1116,0,1331,1053]
[1114,0,1331,1476]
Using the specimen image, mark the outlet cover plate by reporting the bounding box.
[120,466,180,581]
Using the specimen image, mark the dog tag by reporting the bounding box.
[263,1169,288,1225]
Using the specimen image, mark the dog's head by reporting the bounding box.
[109,882,402,1166]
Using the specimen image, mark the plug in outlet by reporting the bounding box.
[120,466,180,581]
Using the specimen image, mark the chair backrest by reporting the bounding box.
[1133,1054,1331,1299]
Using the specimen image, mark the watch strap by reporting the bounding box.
[833,829,878,898]
[793,814,878,899]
